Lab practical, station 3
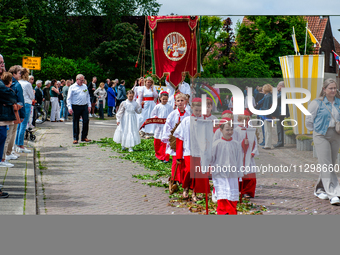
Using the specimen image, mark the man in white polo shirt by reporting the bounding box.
[67,74,91,144]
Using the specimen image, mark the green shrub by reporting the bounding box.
[285,130,295,136]
[284,126,293,131]
[296,135,313,141]
[34,56,105,83]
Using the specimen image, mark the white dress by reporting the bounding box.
[113,100,142,148]
[151,103,173,139]
[133,86,144,128]
[210,138,243,201]
[161,109,190,156]
[137,86,158,134]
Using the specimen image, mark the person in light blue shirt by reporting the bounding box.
[67,74,91,144]
[305,78,340,205]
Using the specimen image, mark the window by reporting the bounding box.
[330,52,333,67]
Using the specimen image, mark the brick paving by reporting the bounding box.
[34,118,192,215]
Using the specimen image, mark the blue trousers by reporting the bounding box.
[0,126,7,161]
[16,103,31,146]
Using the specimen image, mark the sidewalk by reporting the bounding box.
[0,144,36,215]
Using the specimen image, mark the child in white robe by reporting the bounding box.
[173,98,211,201]
[151,91,173,162]
[233,110,259,198]
[213,110,234,142]
[137,77,158,139]
[161,93,190,184]
[210,121,243,215]
[113,90,142,152]
[205,97,218,121]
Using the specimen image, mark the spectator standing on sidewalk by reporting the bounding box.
[43,80,51,119]
[272,81,289,148]
[88,76,97,117]
[94,82,107,119]
[49,79,62,122]
[62,80,71,121]
[1,72,18,168]
[15,68,34,153]
[306,78,340,205]
[0,77,17,198]
[7,65,25,157]
[67,74,91,144]
[116,80,127,113]
[107,81,116,117]
[261,84,273,150]
[59,79,65,119]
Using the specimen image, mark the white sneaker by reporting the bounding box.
[17,147,32,153]
[89,114,93,117]
[314,192,328,200]
[128,148,133,152]
[11,151,20,158]
[5,154,18,160]
[36,119,43,124]
[93,114,98,118]
[330,197,340,205]
[0,161,14,168]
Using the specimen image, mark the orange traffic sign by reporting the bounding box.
[22,56,41,70]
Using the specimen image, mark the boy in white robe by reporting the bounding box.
[233,110,259,198]
[161,93,190,184]
[210,120,243,215]
[151,91,173,162]
[173,98,210,201]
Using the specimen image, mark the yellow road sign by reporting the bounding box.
[22,56,41,70]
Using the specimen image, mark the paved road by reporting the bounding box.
[34,118,192,215]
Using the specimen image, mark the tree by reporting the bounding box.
[233,16,313,77]
[0,16,35,68]
[91,22,150,87]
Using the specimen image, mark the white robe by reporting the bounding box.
[113,100,142,148]
[137,86,158,134]
[210,138,243,201]
[161,109,190,156]
[233,126,259,173]
[151,103,173,139]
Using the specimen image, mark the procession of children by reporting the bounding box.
[113,76,259,215]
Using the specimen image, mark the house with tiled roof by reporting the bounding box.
[242,16,338,77]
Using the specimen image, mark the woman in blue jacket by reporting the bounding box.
[306,78,340,205]
[107,81,116,117]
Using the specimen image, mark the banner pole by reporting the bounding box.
[304,22,308,55]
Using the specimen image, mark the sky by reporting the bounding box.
[157,0,340,43]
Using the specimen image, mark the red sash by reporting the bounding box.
[144,97,154,101]
[140,118,166,130]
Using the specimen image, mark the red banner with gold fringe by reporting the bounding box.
[148,16,200,89]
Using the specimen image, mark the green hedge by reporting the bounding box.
[285,130,295,136]
[34,56,106,83]
[296,135,313,141]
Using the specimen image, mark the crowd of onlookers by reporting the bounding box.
[0,51,128,198]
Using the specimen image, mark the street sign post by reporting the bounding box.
[22,56,41,70]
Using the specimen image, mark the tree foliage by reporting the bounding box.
[91,22,150,87]
[0,16,35,68]
[232,16,313,77]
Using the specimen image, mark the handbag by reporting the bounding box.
[322,100,340,135]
